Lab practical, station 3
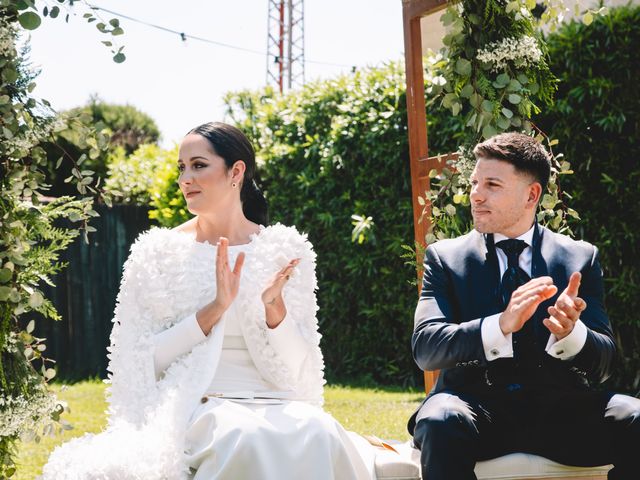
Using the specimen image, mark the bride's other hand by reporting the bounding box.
[261,258,300,328]
[196,237,245,335]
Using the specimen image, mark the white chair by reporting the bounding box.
[373,441,611,480]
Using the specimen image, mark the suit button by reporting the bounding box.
[490,348,499,356]
[538,364,542,368]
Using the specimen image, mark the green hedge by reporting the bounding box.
[225,63,460,385]
[537,5,640,393]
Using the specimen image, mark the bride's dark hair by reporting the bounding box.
[188,122,268,226]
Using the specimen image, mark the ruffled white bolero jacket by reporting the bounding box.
[41,224,326,479]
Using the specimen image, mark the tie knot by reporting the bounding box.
[496,239,528,268]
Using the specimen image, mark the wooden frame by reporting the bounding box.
[401,0,449,394]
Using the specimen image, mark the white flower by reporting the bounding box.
[476,35,543,72]
[452,146,476,186]
[0,388,59,437]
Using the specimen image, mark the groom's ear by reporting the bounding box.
[527,181,543,207]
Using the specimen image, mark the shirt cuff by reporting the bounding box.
[545,319,588,360]
[266,316,309,377]
[481,313,513,361]
[153,313,208,377]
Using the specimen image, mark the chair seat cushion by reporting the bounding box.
[374,441,612,480]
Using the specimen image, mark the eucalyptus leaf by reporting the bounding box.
[508,94,522,104]
[455,58,472,77]
[496,73,510,87]
[0,286,11,301]
[497,116,511,130]
[460,84,474,98]
[0,268,12,283]
[469,93,482,108]
[507,79,522,92]
[18,11,42,30]
[541,194,558,210]
[29,291,44,309]
[481,100,494,112]
[482,124,498,139]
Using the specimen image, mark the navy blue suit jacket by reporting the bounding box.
[408,225,616,434]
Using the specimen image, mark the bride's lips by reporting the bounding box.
[185,191,201,198]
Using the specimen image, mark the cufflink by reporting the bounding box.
[490,348,499,357]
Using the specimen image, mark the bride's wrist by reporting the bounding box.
[263,294,283,307]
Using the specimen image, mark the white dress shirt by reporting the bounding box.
[480,225,588,362]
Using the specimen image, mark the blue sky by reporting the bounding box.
[26,0,405,147]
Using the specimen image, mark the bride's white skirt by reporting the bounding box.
[185,398,377,480]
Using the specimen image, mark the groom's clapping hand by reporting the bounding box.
[499,277,558,335]
[543,272,587,340]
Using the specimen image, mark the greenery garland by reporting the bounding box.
[0,2,123,475]
[419,0,605,245]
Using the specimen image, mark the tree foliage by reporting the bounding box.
[0,1,124,475]
[43,98,160,197]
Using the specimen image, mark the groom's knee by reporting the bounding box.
[413,393,478,452]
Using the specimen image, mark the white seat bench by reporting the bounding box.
[373,441,612,480]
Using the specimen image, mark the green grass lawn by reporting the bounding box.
[14,380,424,479]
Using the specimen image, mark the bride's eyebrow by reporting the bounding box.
[178,156,210,163]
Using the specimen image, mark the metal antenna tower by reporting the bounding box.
[266,0,305,92]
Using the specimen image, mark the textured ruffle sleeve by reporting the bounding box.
[153,313,208,378]
[105,229,169,425]
[240,224,326,404]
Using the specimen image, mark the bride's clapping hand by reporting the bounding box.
[261,258,300,328]
[214,237,245,310]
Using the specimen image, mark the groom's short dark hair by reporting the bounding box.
[473,132,551,189]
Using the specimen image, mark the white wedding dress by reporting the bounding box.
[153,242,376,480]
[42,225,377,480]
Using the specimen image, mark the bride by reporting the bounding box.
[42,122,375,479]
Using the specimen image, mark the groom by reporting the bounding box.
[408,132,640,479]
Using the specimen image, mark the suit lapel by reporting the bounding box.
[531,222,548,279]
[464,231,503,317]
[531,224,562,343]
